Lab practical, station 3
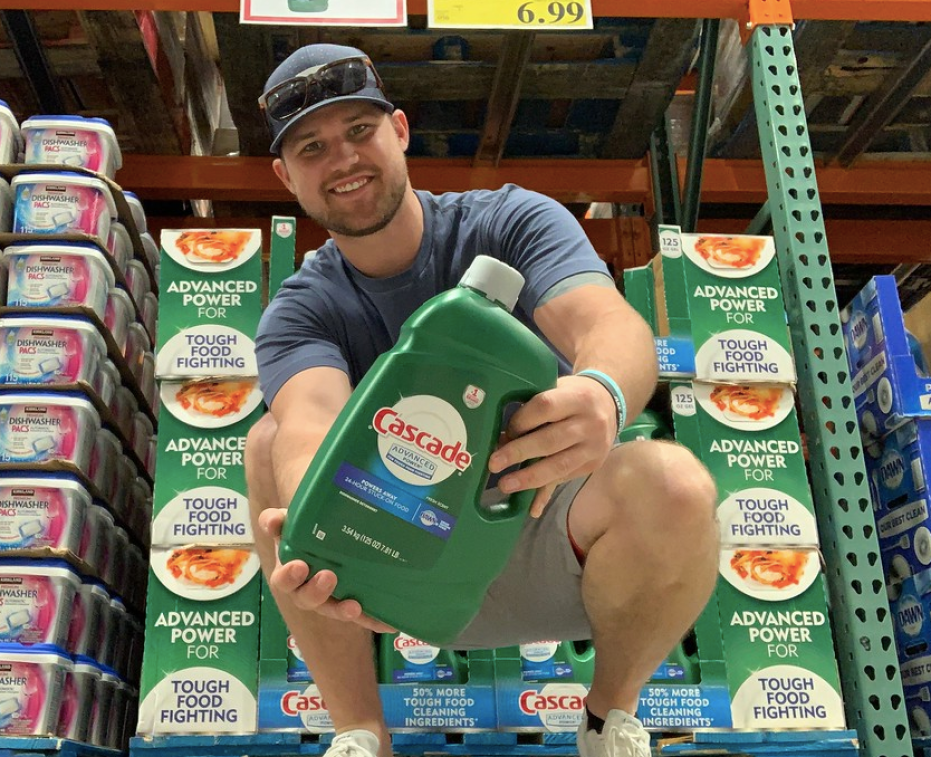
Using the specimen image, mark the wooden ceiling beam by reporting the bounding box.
[0,10,66,112]
[713,19,857,159]
[212,11,274,156]
[602,19,699,159]
[77,10,183,153]
[473,31,534,167]
[834,29,931,166]
[4,1,931,21]
[115,154,931,206]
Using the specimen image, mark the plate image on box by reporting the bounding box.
[161,229,261,272]
[683,235,775,278]
[720,548,821,601]
[151,545,260,600]
[161,378,263,429]
[694,382,795,431]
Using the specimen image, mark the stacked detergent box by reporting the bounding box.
[648,226,845,731]
[137,228,264,736]
[0,108,158,748]
[491,641,593,732]
[840,275,931,736]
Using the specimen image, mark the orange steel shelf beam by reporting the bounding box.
[116,154,931,206]
[1,0,930,20]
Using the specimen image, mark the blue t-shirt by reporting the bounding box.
[256,184,612,405]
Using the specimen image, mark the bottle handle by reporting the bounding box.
[478,386,550,523]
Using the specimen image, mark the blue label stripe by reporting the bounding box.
[334,462,456,541]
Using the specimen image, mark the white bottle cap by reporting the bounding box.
[459,255,524,312]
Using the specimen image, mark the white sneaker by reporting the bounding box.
[325,730,381,757]
[577,709,651,757]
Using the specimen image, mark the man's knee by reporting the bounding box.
[614,440,717,528]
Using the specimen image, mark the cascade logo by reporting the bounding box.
[850,310,870,351]
[394,632,439,664]
[899,595,924,637]
[281,688,326,715]
[394,633,430,651]
[281,684,333,731]
[518,683,587,729]
[373,395,472,486]
[880,450,906,490]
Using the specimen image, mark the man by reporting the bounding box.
[249,43,719,757]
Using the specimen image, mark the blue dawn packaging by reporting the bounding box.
[865,420,931,585]
[841,275,931,442]
[889,568,931,736]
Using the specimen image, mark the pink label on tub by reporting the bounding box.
[0,487,76,551]
[13,182,108,238]
[0,658,63,735]
[25,129,106,174]
[0,576,63,645]
[0,404,86,465]
[8,255,99,309]
[0,326,94,384]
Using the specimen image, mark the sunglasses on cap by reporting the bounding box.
[258,56,386,124]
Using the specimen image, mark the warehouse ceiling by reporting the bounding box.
[0,11,930,304]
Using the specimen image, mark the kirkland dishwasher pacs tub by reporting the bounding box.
[0,100,23,164]
[4,242,114,318]
[21,116,122,180]
[11,172,116,247]
[0,392,100,470]
[0,474,89,553]
[0,315,108,387]
[0,644,71,736]
[0,559,80,648]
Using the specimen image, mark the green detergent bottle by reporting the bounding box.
[378,632,469,683]
[279,256,558,646]
[518,640,595,682]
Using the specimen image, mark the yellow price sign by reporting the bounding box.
[428,0,592,30]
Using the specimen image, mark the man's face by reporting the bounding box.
[273,101,410,237]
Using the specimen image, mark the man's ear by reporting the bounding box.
[272,157,295,195]
[390,109,411,152]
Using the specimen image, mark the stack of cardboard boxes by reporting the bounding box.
[137,228,265,736]
[842,275,931,736]
[625,226,846,730]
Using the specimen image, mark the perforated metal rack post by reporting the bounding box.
[749,24,911,757]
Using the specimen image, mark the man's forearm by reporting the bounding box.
[271,420,329,509]
[572,311,658,426]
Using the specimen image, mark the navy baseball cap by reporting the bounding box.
[260,43,394,154]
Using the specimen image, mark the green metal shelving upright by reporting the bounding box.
[749,23,911,757]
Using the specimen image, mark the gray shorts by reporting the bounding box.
[448,478,592,650]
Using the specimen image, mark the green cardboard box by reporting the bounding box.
[138,547,261,734]
[150,385,263,545]
[153,399,262,507]
[269,216,297,301]
[622,264,656,334]
[671,381,819,548]
[716,547,845,729]
[155,228,263,379]
[655,227,795,384]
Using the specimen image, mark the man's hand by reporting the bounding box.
[259,508,396,633]
[487,374,618,518]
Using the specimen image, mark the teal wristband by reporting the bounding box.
[576,369,627,434]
